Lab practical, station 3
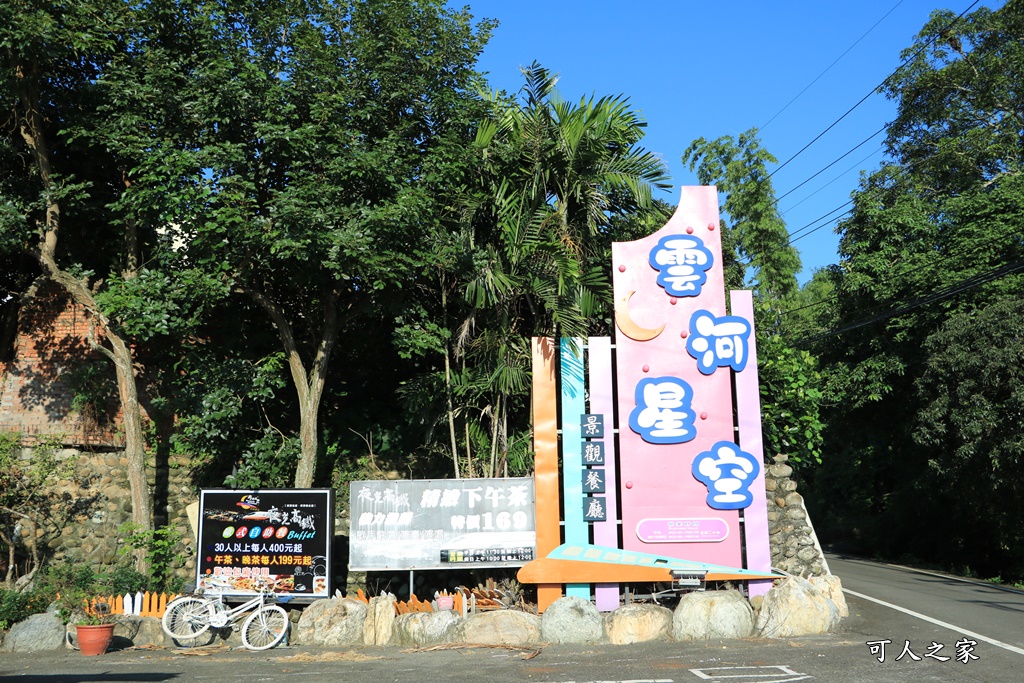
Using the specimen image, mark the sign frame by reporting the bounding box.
[195,488,335,603]
[349,477,536,571]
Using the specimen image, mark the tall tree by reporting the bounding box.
[0,0,159,553]
[93,0,495,488]
[813,1,1024,576]
[683,129,801,310]
[457,63,670,475]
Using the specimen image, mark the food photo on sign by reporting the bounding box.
[196,489,334,600]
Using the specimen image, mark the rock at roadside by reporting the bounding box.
[604,604,672,645]
[363,594,396,646]
[392,609,462,647]
[541,596,604,643]
[810,574,849,618]
[456,610,541,646]
[2,612,66,652]
[673,589,754,641]
[297,597,367,647]
[755,577,840,638]
[134,616,171,647]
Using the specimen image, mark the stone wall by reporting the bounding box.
[2,283,195,579]
[13,445,197,581]
[765,454,827,577]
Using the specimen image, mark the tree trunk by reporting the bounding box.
[441,283,460,478]
[293,384,323,489]
[16,61,153,568]
[246,287,340,489]
[109,335,153,557]
[443,342,460,479]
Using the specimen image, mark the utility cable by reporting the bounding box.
[768,0,982,180]
[776,127,886,204]
[794,257,1024,346]
[759,0,907,131]
[781,146,884,214]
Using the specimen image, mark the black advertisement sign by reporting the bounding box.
[196,489,334,599]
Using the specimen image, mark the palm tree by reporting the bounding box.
[455,63,671,476]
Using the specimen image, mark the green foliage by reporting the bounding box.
[0,588,51,630]
[811,1,1024,581]
[911,298,1024,576]
[39,562,104,625]
[0,433,87,585]
[223,429,301,490]
[439,62,670,476]
[105,565,148,596]
[684,129,801,304]
[116,524,186,594]
[757,333,824,470]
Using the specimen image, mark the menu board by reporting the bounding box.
[349,478,536,570]
[196,489,334,599]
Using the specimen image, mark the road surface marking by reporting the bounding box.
[844,587,1024,657]
[688,665,810,682]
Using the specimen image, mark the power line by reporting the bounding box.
[795,257,1024,346]
[768,0,983,180]
[781,146,884,214]
[788,200,854,243]
[760,0,907,131]
[775,127,886,204]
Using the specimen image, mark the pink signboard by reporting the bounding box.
[635,517,730,543]
[612,187,743,568]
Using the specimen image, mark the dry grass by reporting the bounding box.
[280,651,384,662]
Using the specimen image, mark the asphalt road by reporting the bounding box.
[2,557,1023,682]
[827,553,1024,653]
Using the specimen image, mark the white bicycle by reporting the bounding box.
[162,580,289,651]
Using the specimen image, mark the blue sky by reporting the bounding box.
[460,0,996,284]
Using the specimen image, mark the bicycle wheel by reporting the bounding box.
[241,604,288,650]
[162,596,214,641]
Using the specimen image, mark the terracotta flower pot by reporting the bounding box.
[76,623,115,656]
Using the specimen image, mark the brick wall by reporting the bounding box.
[0,281,122,447]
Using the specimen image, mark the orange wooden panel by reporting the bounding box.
[519,557,673,584]
[532,337,562,612]
[518,557,777,584]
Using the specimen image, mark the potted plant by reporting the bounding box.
[73,598,115,656]
[50,565,116,656]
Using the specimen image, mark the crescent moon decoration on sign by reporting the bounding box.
[614,291,665,342]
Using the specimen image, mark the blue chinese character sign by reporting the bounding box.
[648,234,715,297]
[628,377,696,444]
[582,441,605,465]
[583,497,607,522]
[686,311,752,375]
[691,442,761,510]
[582,468,606,494]
[580,414,605,438]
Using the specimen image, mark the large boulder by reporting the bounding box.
[297,597,367,647]
[456,610,541,646]
[810,575,849,618]
[2,612,67,652]
[363,595,396,646]
[672,589,754,641]
[134,616,171,647]
[541,596,603,644]
[392,609,462,647]
[755,577,840,638]
[604,604,672,645]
